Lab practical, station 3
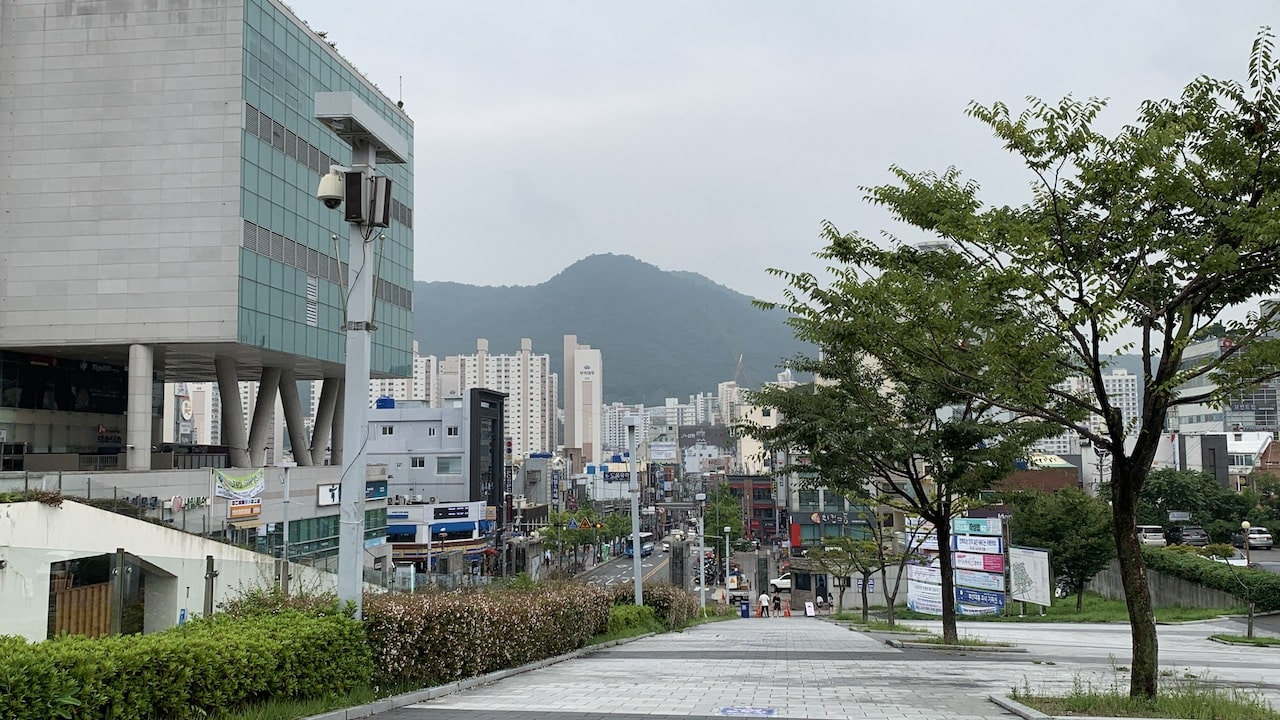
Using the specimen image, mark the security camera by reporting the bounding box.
[317,171,344,209]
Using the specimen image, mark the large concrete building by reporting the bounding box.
[563,334,603,468]
[0,0,415,473]
[437,339,558,460]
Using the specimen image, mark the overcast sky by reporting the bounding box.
[296,1,1275,302]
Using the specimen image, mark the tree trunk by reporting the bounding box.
[860,576,869,622]
[880,564,903,627]
[1112,464,1158,699]
[838,586,846,616]
[936,520,958,643]
[1076,586,1084,613]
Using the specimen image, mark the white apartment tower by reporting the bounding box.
[436,339,558,460]
[1034,368,1142,455]
[564,334,604,466]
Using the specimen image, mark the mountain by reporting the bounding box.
[412,254,812,404]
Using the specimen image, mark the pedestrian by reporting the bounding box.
[758,591,771,618]
[772,593,781,616]
[815,594,825,614]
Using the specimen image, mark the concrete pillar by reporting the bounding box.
[215,356,250,468]
[247,367,282,467]
[278,370,313,466]
[311,378,339,465]
[126,344,153,471]
[330,379,344,466]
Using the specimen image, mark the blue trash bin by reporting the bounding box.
[740,601,750,618]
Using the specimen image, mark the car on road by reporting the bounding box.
[1232,526,1273,550]
[1166,525,1209,546]
[769,572,791,593]
[1137,525,1167,547]
[662,541,671,552]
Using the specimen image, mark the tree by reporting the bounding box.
[1006,488,1114,611]
[744,349,1058,643]
[809,536,883,621]
[760,29,1280,698]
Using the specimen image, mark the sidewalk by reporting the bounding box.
[376,616,1020,719]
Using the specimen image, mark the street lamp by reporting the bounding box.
[1242,520,1255,638]
[724,526,732,596]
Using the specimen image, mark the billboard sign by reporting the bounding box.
[951,516,1003,536]
[1008,546,1052,607]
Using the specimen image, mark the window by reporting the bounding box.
[437,456,462,474]
[410,456,425,468]
[798,489,819,511]
[428,427,437,436]
[447,426,459,437]
[381,426,394,436]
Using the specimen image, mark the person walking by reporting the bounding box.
[772,593,782,616]
[758,591,771,618]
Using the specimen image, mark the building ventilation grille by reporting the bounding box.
[240,219,412,311]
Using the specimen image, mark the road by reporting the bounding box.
[582,548,671,589]
[1246,546,1280,573]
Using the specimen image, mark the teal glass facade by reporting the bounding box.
[237,0,414,377]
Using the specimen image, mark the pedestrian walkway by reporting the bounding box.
[377,616,1022,719]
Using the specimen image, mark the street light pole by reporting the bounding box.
[724,525,731,596]
[627,419,643,606]
[1242,520,1255,638]
[696,493,707,613]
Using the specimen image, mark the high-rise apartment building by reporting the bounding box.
[0,0,414,470]
[434,339,557,460]
[563,335,603,467]
[370,341,437,407]
[1034,369,1142,455]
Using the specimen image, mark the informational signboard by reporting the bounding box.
[952,535,1002,554]
[906,563,944,615]
[953,551,1004,573]
[951,516,1003,536]
[317,483,341,506]
[955,568,1005,592]
[956,586,1006,614]
[650,441,678,462]
[1008,546,1052,607]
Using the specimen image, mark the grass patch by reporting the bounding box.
[215,685,386,720]
[890,592,1243,624]
[914,634,1013,647]
[1012,675,1280,719]
[850,618,928,634]
[1211,634,1280,647]
[589,617,666,644]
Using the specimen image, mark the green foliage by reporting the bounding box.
[363,582,611,687]
[218,585,350,618]
[0,612,371,720]
[0,490,64,506]
[1144,546,1280,611]
[1007,488,1114,600]
[756,27,1280,698]
[606,605,659,635]
[607,582,700,630]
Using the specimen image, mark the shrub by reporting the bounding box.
[363,581,611,687]
[1143,547,1280,611]
[218,585,351,618]
[607,604,658,634]
[0,612,370,720]
[607,582,700,630]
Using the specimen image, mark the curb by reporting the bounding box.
[301,633,657,720]
[1206,635,1280,648]
[885,638,1026,652]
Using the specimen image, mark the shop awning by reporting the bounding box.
[387,524,417,535]
[228,519,264,529]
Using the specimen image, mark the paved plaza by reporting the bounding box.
[361,613,1280,720]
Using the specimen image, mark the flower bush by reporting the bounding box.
[363,581,611,687]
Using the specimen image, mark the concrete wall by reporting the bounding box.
[1088,558,1243,608]
[0,0,245,347]
[0,501,341,641]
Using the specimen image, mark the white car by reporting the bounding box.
[1137,525,1167,547]
[1212,549,1250,567]
[662,542,671,552]
[769,572,792,593]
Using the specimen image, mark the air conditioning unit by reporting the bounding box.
[427,496,436,504]
[411,494,423,503]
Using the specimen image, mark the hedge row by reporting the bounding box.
[607,582,700,630]
[1142,546,1280,611]
[0,611,371,720]
[362,581,611,687]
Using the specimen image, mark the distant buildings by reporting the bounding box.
[563,335,604,467]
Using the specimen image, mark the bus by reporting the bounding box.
[625,531,656,558]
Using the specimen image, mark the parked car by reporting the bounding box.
[1137,525,1167,547]
[1166,525,1210,546]
[1211,548,1251,567]
[769,572,792,593]
[1231,526,1273,550]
